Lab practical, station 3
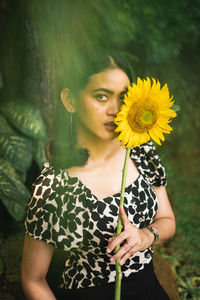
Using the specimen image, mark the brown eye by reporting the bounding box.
[96,94,108,102]
[119,95,125,102]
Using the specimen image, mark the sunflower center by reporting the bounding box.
[127,102,157,133]
[141,110,153,124]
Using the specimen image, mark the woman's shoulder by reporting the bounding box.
[27,162,70,211]
[131,140,160,159]
[131,141,167,186]
[130,141,156,161]
[33,162,69,188]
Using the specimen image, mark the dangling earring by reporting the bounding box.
[70,113,73,140]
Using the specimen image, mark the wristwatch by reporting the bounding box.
[147,226,159,246]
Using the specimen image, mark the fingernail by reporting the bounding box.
[110,257,114,262]
[120,261,124,266]
[107,248,111,253]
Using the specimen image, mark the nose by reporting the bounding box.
[107,98,120,116]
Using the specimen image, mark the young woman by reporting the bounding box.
[21,50,176,300]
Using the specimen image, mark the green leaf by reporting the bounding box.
[0,100,46,140]
[0,133,32,172]
[32,139,46,169]
[0,113,15,134]
[0,158,30,221]
[16,170,27,183]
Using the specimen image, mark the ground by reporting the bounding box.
[0,225,26,300]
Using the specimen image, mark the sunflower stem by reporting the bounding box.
[114,147,131,300]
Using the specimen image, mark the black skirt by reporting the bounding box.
[54,261,170,300]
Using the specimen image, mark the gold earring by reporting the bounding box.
[70,113,73,139]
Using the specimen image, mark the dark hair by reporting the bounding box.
[46,48,134,169]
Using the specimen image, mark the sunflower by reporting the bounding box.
[114,77,177,148]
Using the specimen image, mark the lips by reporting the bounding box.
[104,121,117,132]
[104,121,116,127]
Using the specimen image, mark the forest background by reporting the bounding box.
[0,0,200,299]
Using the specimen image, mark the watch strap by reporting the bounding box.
[147,226,159,246]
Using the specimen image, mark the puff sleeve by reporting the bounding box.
[133,141,167,186]
[25,163,67,248]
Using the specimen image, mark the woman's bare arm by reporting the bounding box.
[21,234,56,300]
[147,185,176,244]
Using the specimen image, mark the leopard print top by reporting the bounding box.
[25,141,166,290]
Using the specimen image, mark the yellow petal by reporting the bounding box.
[114,77,177,147]
[149,128,161,145]
[139,132,150,145]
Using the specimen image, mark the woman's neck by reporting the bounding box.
[76,129,122,164]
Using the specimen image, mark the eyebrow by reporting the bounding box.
[91,88,127,94]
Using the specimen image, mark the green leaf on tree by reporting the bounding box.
[0,133,32,172]
[32,139,46,169]
[0,100,46,140]
[0,158,30,221]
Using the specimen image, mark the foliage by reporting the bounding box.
[0,257,3,276]
[158,246,200,300]
[0,101,46,221]
[0,72,3,89]
[158,136,200,299]
[0,158,30,221]
[1,100,46,140]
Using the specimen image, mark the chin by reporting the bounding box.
[103,133,117,141]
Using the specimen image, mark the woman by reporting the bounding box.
[21,49,175,300]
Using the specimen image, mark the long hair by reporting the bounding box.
[46,48,134,169]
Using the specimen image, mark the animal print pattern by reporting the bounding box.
[25,141,166,289]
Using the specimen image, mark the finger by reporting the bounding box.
[106,231,127,254]
[108,237,114,243]
[109,242,133,262]
[119,205,130,228]
[119,246,137,265]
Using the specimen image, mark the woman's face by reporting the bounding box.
[75,67,130,142]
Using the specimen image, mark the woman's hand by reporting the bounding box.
[106,186,176,266]
[106,205,154,266]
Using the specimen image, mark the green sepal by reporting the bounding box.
[171,104,180,112]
